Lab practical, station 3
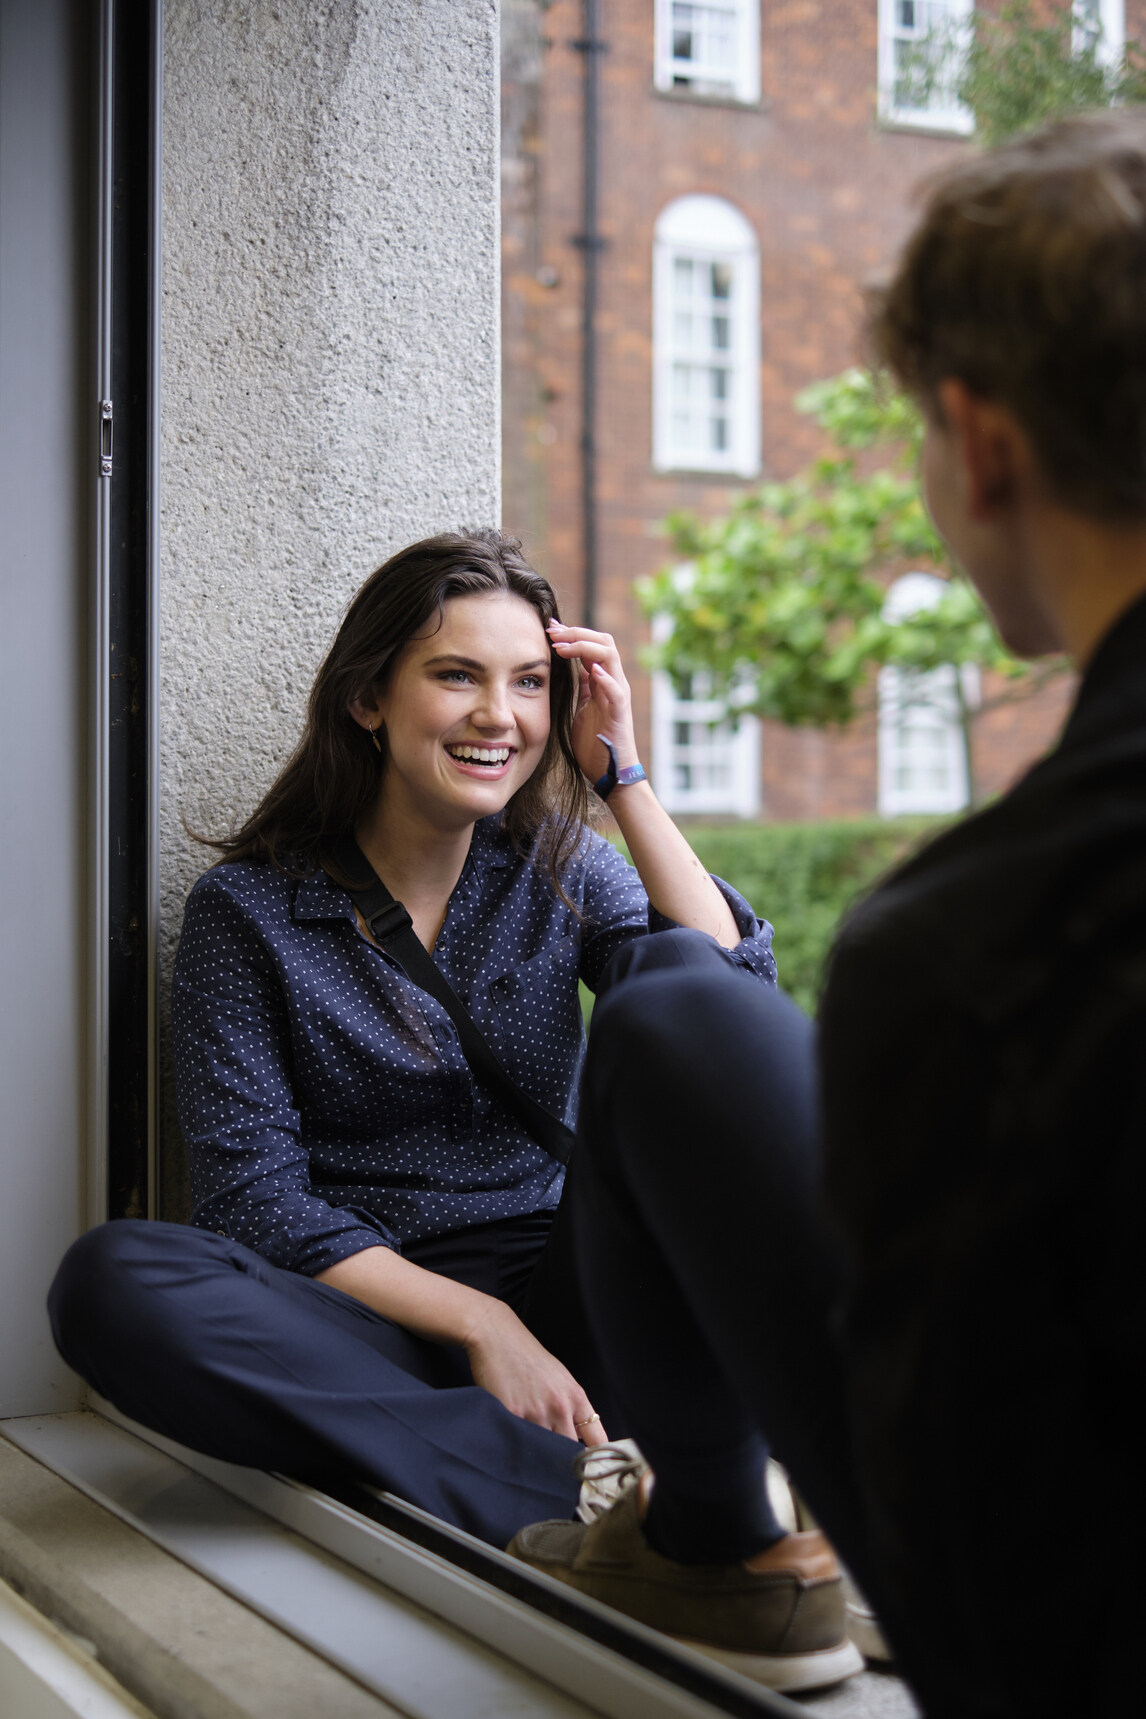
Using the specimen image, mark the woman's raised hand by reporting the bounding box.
[463,1295,608,1446]
[547,620,642,788]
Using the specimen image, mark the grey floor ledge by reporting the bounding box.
[0,1431,402,1719]
[0,1413,918,1719]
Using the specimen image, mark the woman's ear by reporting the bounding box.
[348,695,382,732]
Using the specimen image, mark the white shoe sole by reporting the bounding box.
[846,1600,893,1663]
[674,1633,865,1692]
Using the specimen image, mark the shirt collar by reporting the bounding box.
[1057,587,1146,757]
[291,815,517,924]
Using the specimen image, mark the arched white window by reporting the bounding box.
[650,610,761,817]
[877,573,978,817]
[654,2,761,104]
[878,0,974,135]
[653,196,760,477]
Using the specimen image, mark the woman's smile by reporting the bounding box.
[444,741,517,779]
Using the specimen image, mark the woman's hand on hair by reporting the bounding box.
[547,621,640,786]
[463,1295,608,1445]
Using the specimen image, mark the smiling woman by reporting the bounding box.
[47,528,780,1561]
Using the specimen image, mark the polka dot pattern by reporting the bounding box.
[172,815,776,1276]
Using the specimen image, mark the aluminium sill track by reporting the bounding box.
[3,1404,806,1719]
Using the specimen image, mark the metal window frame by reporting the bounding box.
[91,0,162,1230]
[4,1404,807,1719]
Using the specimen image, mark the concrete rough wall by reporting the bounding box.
[160,0,501,1216]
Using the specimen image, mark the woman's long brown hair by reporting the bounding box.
[207,530,590,902]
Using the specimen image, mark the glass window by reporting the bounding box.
[654,1,760,104]
[652,667,762,816]
[878,0,975,134]
[877,574,977,816]
[1073,0,1124,65]
[653,196,760,476]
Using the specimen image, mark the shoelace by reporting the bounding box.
[573,1438,649,1524]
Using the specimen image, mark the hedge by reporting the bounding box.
[604,816,949,1017]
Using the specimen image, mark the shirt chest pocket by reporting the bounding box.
[487,937,584,1111]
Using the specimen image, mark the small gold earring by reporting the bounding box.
[369,723,382,754]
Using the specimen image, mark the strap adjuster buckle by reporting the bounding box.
[367,901,413,941]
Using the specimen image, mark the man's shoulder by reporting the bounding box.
[834,755,1146,1017]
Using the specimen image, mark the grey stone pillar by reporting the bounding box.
[160,1,500,1214]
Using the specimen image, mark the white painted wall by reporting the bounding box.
[0,0,91,1415]
[159,0,502,1211]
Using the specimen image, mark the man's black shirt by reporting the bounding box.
[819,593,1146,1714]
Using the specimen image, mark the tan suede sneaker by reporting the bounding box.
[508,1486,863,1692]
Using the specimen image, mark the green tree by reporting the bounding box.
[957,1,1146,146]
[641,371,1063,807]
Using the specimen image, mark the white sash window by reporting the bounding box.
[877,574,977,816]
[655,2,761,104]
[878,0,975,134]
[653,196,760,477]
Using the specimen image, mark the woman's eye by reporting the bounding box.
[439,669,472,684]
[517,674,546,690]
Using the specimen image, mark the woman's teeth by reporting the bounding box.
[447,745,511,765]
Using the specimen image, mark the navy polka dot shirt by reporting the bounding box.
[173,815,776,1275]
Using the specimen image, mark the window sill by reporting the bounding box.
[652,463,761,482]
[877,110,975,141]
[653,84,768,114]
[3,1403,800,1719]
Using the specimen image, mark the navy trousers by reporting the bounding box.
[50,929,780,1552]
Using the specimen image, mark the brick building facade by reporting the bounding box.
[498,0,1125,819]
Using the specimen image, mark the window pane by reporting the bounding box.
[887,0,972,121]
[670,2,739,87]
[662,227,751,470]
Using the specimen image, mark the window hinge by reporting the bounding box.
[99,399,113,478]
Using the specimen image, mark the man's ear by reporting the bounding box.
[936,379,1030,521]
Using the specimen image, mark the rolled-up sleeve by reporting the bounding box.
[173,879,396,1274]
[578,834,778,989]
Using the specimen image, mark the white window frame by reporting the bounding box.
[653,195,760,477]
[878,0,975,136]
[1074,0,1124,67]
[654,1,761,104]
[650,613,761,817]
[877,573,977,817]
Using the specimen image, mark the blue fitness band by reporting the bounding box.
[594,735,648,801]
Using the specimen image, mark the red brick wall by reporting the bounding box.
[501,0,1133,819]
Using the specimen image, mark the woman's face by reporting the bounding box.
[358,591,553,831]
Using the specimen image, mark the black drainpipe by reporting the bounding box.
[573,1,605,627]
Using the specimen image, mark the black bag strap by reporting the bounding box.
[326,834,575,1167]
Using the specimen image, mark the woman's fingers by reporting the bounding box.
[465,1304,604,1442]
[551,637,625,676]
[548,624,626,676]
[587,660,624,712]
[547,621,614,646]
[575,1409,609,1447]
